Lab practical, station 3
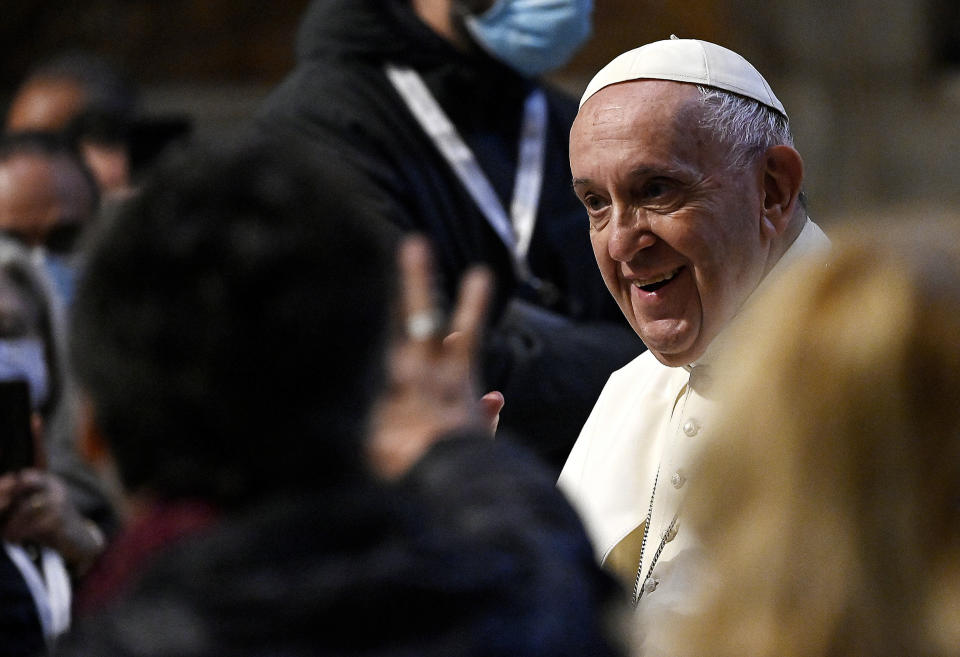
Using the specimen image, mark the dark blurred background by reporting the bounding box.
[3,0,959,225]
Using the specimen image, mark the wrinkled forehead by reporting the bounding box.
[570,80,709,169]
[573,79,701,138]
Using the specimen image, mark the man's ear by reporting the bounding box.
[760,145,804,236]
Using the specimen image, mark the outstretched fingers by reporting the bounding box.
[368,236,499,479]
[399,236,444,346]
[447,266,493,364]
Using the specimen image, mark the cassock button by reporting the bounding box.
[643,576,659,594]
[671,469,687,489]
[682,418,701,437]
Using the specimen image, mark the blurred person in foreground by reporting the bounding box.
[258,0,644,472]
[57,136,627,656]
[642,222,960,657]
[557,36,829,610]
[0,238,106,656]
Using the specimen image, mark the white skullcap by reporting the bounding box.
[579,36,786,117]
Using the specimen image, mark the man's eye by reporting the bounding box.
[583,195,607,212]
[639,178,685,212]
[642,179,670,199]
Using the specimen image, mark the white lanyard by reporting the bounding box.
[5,542,71,642]
[385,64,547,286]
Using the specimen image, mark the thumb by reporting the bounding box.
[478,390,504,436]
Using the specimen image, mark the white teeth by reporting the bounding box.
[634,268,679,288]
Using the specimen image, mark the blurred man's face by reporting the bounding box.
[0,152,94,250]
[570,80,772,366]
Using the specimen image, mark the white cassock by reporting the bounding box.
[558,219,830,615]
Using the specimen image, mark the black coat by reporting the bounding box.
[56,437,626,657]
[256,0,645,471]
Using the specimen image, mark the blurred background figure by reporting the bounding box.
[58,136,627,656]
[5,51,137,134]
[258,0,645,472]
[0,238,106,657]
[0,133,116,647]
[642,221,960,657]
[4,51,190,203]
[0,132,99,314]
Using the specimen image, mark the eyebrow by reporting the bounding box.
[628,165,695,179]
[572,165,694,189]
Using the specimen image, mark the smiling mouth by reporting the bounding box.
[633,267,681,293]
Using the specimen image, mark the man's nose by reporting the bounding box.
[607,206,655,262]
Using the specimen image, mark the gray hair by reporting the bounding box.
[696,86,794,166]
[696,86,806,208]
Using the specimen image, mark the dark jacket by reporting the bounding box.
[56,437,626,656]
[256,0,645,471]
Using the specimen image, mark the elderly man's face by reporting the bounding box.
[571,80,773,366]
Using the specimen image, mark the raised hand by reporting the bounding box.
[367,236,502,480]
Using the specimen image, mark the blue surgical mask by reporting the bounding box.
[31,248,80,312]
[463,0,594,77]
[0,337,49,409]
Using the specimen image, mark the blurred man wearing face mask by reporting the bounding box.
[259,0,644,472]
[0,238,107,656]
[0,133,99,316]
[0,136,114,625]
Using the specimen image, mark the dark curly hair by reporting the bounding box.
[70,135,398,505]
